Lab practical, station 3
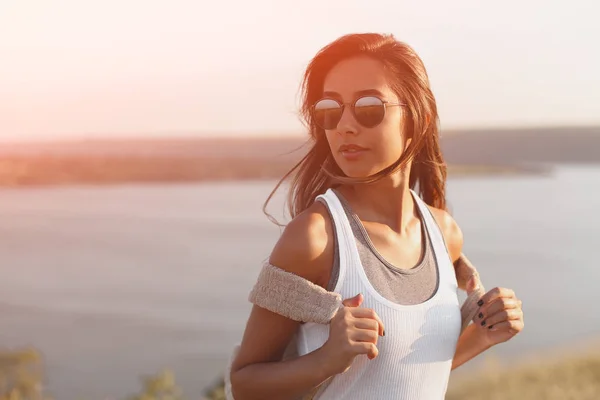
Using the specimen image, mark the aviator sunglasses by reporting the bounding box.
[311,96,406,130]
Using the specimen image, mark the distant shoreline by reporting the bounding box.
[0,155,551,188]
[3,125,599,187]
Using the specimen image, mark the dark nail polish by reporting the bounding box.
[481,320,486,327]
[383,329,385,337]
[477,300,484,306]
[488,325,494,330]
[478,312,483,319]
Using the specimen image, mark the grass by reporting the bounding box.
[446,348,600,400]
[200,349,600,400]
[3,345,599,399]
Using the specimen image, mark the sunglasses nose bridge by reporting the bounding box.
[335,102,360,132]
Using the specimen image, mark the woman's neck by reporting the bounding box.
[337,171,417,235]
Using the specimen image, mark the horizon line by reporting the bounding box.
[1,123,600,145]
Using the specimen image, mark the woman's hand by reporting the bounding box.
[473,287,524,347]
[321,293,385,375]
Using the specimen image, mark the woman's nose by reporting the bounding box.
[336,106,359,135]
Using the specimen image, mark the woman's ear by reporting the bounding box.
[402,118,414,149]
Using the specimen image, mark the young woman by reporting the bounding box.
[230,33,524,399]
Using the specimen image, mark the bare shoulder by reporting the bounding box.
[230,200,336,376]
[426,205,463,263]
[269,199,335,288]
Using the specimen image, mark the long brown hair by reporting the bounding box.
[263,33,447,224]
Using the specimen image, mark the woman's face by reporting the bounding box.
[318,56,407,178]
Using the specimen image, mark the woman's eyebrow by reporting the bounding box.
[321,89,386,99]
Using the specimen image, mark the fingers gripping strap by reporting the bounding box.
[248,262,343,324]
[455,254,486,333]
[460,287,486,332]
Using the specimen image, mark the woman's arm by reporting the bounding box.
[230,202,337,400]
[429,207,524,370]
[427,208,489,367]
[231,306,336,400]
[451,323,492,369]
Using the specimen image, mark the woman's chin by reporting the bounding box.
[339,166,379,179]
[335,158,388,179]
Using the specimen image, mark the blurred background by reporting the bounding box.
[1,1,599,399]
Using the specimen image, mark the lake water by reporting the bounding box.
[1,165,599,400]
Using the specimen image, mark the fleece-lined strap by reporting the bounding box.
[248,260,485,332]
[248,262,343,324]
[455,253,487,332]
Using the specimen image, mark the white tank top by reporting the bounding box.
[296,189,462,400]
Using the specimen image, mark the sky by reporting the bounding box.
[0,0,599,141]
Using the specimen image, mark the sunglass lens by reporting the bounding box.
[313,99,343,130]
[354,96,385,128]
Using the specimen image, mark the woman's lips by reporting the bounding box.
[339,144,368,161]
